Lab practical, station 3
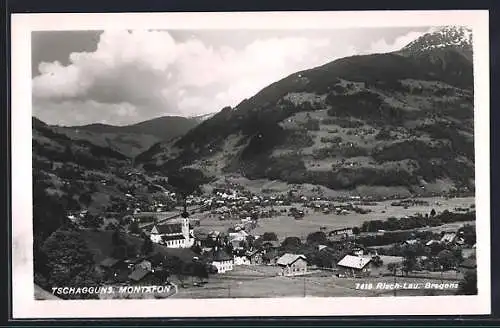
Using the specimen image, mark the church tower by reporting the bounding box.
[181,217,192,247]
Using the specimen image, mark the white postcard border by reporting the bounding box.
[11,10,491,318]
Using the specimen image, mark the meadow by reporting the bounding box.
[171,265,460,299]
[196,196,475,240]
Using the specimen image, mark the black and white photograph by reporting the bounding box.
[11,10,490,318]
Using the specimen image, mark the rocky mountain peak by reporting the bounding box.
[399,25,472,57]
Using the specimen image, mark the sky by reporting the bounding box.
[32,27,432,126]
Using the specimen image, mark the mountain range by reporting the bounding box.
[33,26,475,200]
[135,26,474,197]
[35,113,214,157]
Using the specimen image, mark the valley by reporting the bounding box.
[31,26,478,300]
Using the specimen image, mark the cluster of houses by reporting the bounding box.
[86,176,477,285]
[137,213,382,279]
[98,253,172,286]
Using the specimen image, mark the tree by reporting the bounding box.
[112,228,125,246]
[282,236,302,249]
[41,228,101,299]
[430,208,436,217]
[352,227,361,243]
[458,224,476,246]
[33,184,67,245]
[168,169,204,215]
[193,261,209,283]
[128,221,141,235]
[437,249,456,270]
[105,222,118,231]
[387,262,399,275]
[306,231,328,245]
[112,245,127,260]
[126,243,138,258]
[78,192,93,207]
[371,255,384,268]
[190,243,202,255]
[262,232,278,241]
[246,235,255,249]
[402,245,418,275]
[84,215,103,230]
[141,235,154,255]
[457,270,477,295]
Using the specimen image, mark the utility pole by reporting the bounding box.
[303,276,306,297]
[228,284,231,298]
[393,267,397,297]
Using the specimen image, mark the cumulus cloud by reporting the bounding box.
[32,30,357,126]
[363,28,434,55]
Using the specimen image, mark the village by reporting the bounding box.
[67,175,477,299]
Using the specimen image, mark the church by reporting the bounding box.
[149,217,195,248]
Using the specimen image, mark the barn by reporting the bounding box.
[276,253,308,276]
[337,255,371,278]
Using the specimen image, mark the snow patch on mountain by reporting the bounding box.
[400,25,472,55]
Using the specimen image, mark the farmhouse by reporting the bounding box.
[149,218,194,248]
[276,253,308,276]
[229,230,248,242]
[134,259,152,272]
[207,248,234,273]
[234,254,251,265]
[246,249,264,265]
[128,267,151,283]
[337,255,371,278]
[328,227,353,242]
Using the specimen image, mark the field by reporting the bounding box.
[195,196,475,240]
[171,265,461,298]
[217,176,460,200]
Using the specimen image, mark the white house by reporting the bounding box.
[276,253,308,276]
[441,232,457,244]
[208,248,234,273]
[229,230,248,242]
[234,255,251,266]
[337,255,371,277]
[149,218,194,248]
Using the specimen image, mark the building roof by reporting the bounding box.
[426,240,440,246]
[329,227,353,236]
[337,255,371,270]
[128,267,150,282]
[277,253,307,266]
[231,240,243,249]
[99,257,120,268]
[246,249,263,257]
[151,223,182,235]
[441,232,457,243]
